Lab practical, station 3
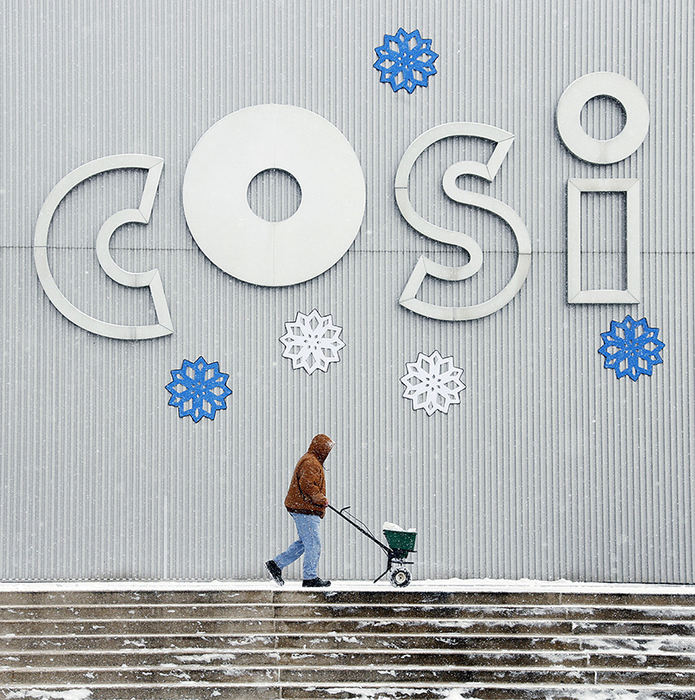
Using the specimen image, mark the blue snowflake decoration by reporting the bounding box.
[373,28,438,93]
[166,356,232,422]
[598,315,665,382]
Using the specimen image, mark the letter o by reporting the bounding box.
[182,105,366,286]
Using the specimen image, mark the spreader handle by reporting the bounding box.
[327,504,391,554]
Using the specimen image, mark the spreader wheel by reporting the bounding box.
[390,568,411,587]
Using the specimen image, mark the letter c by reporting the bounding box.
[34,154,173,340]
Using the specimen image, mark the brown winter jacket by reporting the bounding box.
[284,434,334,518]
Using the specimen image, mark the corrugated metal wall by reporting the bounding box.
[1,0,693,583]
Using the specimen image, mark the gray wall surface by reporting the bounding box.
[1,0,693,582]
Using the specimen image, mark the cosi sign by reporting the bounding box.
[33,72,649,340]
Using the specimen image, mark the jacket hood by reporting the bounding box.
[308,434,334,464]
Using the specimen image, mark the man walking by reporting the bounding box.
[266,434,334,587]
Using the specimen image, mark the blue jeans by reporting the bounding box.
[273,512,322,579]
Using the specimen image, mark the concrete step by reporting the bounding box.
[2,616,693,637]
[0,686,278,699]
[2,648,695,670]
[0,590,273,606]
[1,686,694,700]
[3,666,695,685]
[282,687,695,700]
[1,589,694,607]
[1,602,693,622]
[6,632,695,654]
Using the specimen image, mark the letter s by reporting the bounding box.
[395,122,531,321]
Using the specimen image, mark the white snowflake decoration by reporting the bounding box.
[279,309,345,375]
[400,350,466,416]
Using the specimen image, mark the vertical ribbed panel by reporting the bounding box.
[0,0,693,583]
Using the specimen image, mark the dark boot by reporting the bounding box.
[302,577,331,587]
[265,560,284,586]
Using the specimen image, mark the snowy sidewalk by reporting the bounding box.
[0,578,693,594]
